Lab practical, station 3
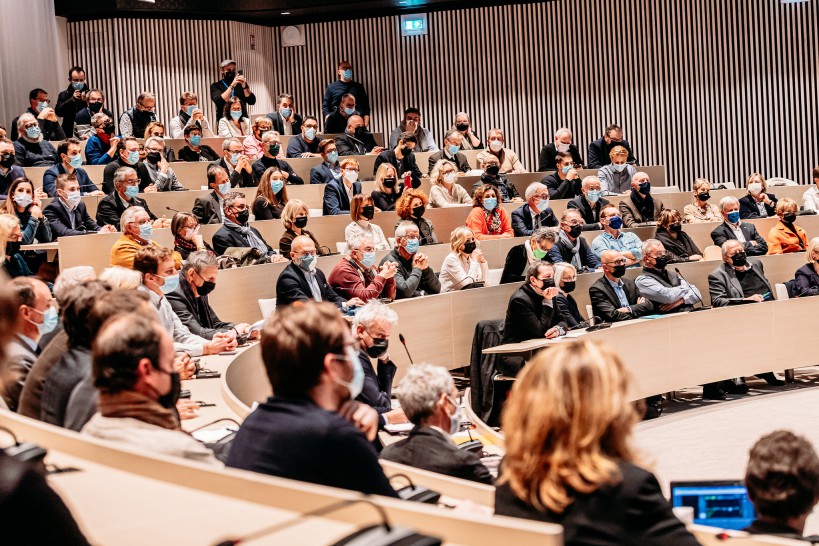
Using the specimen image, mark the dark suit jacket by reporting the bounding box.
[192,191,223,225]
[102,159,153,194]
[381,426,493,485]
[708,259,773,307]
[710,221,768,256]
[43,200,100,238]
[548,235,601,270]
[495,461,699,546]
[567,194,610,231]
[95,193,157,227]
[356,349,395,418]
[323,178,362,215]
[212,224,275,257]
[500,243,553,285]
[251,156,303,185]
[0,336,38,411]
[538,142,584,171]
[739,193,778,219]
[589,276,654,323]
[166,276,234,340]
[427,150,470,173]
[335,132,377,156]
[210,158,256,188]
[541,172,582,200]
[554,292,583,328]
[40,346,92,427]
[226,396,397,498]
[177,145,219,162]
[275,262,346,307]
[310,163,340,185]
[373,150,422,189]
[266,111,303,136]
[587,137,637,168]
[511,203,558,236]
[795,263,819,298]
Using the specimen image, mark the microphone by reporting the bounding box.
[674,268,711,311]
[166,206,181,214]
[398,333,414,364]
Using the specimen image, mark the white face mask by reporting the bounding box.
[489,140,503,152]
[556,142,570,153]
[446,396,463,435]
[748,182,763,196]
[64,190,82,208]
[443,172,457,184]
[344,170,358,183]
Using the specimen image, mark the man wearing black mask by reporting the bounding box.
[590,250,654,323]
[211,59,256,122]
[142,136,185,191]
[73,89,114,139]
[619,172,664,227]
[55,67,91,137]
[473,155,523,203]
[335,115,382,156]
[548,210,601,272]
[635,239,702,314]
[212,192,285,259]
[0,138,25,199]
[374,132,425,189]
[587,123,638,168]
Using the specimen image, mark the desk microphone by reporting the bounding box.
[398,333,414,364]
[166,206,181,214]
[674,268,711,311]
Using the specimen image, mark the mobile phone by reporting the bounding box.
[237,70,244,76]
[179,389,191,399]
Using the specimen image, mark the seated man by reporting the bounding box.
[251,131,303,184]
[266,92,303,136]
[710,196,769,256]
[500,226,558,285]
[109,206,178,270]
[168,91,214,139]
[335,115,382,156]
[473,153,522,202]
[389,107,438,151]
[351,301,407,426]
[476,128,526,173]
[0,138,26,198]
[590,250,654,323]
[635,239,702,314]
[226,302,397,497]
[323,158,362,215]
[96,167,165,228]
[587,123,637,168]
[193,165,231,225]
[511,182,558,237]
[379,221,441,299]
[598,146,636,194]
[538,127,584,171]
[743,430,819,542]
[499,262,567,376]
[242,116,273,160]
[276,234,362,309]
[142,136,185,191]
[540,151,582,200]
[166,251,259,341]
[81,313,221,465]
[212,192,280,257]
[309,138,342,185]
[13,114,59,167]
[10,88,65,142]
[210,137,255,188]
[285,116,321,158]
[567,175,610,231]
[83,112,118,165]
[373,131,424,189]
[591,205,643,265]
[328,235,397,302]
[43,138,103,197]
[324,93,359,134]
[101,137,149,193]
[73,88,114,139]
[381,363,493,484]
[427,130,470,173]
[548,210,601,272]
[44,173,116,237]
[619,172,664,226]
[177,125,219,162]
[0,278,55,411]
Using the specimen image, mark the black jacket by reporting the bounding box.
[210,80,256,122]
[500,243,553,285]
[795,263,819,297]
[379,248,441,299]
[323,178,362,215]
[567,194,610,231]
[554,292,584,329]
[166,276,234,340]
[266,111,303,136]
[102,159,153,194]
[510,203,558,237]
[210,158,256,188]
[371,188,403,212]
[55,85,89,137]
[495,461,699,546]
[381,426,493,485]
[275,262,346,307]
[212,223,275,257]
[192,191,223,225]
[589,276,655,323]
[177,145,219,163]
[472,173,520,202]
[710,221,768,256]
[538,142,584,171]
[374,150,423,189]
[739,193,777,219]
[226,396,397,498]
[548,235,601,270]
[708,259,773,307]
[43,199,100,237]
[587,137,638,168]
[95,193,157,227]
[501,284,565,345]
[655,229,702,263]
[12,138,58,167]
[251,156,303,185]
[541,172,582,200]
[335,132,378,156]
[427,150,470,173]
[356,348,395,418]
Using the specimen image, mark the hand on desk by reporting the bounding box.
[745,294,765,303]
[206,332,237,355]
[99,224,117,233]
[544,326,561,339]
[174,352,196,380]
[339,400,379,441]
[659,297,684,312]
[234,323,260,340]
[384,408,408,425]
[177,399,200,420]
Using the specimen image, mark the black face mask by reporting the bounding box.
[136,109,154,121]
[194,271,216,296]
[366,338,389,359]
[157,370,181,410]
[235,209,250,225]
[294,216,308,229]
[146,151,162,164]
[611,264,627,278]
[731,252,748,268]
[463,241,477,254]
[412,205,425,218]
[383,177,397,189]
[354,126,368,139]
[485,165,500,176]
[638,182,651,194]
[361,205,375,220]
[539,277,555,289]
[562,280,576,293]
[223,71,236,84]
[669,223,682,234]
[0,153,15,168]
[268,145,280,156]
[697,192,711,202]
[783,213,797,224]
[456,123,469,132]
[654,255,670,270]
[401,146,413,156]
[89,102,103,113]
[103,123,115,135]
[568,225,583,238]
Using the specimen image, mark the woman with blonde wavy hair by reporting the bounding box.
[495,340,698,545]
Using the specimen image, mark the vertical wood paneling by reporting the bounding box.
[67,0,818,190]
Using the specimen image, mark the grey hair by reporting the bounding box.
[633,171,650,183]
[181,250,217,274]
[444,129,462,142]
[397,363,454,425]
[719,195,740,212]
[581,175,601,189]
[554,127,572,139]
[525,182,549,201]
[347,233,373,252]
[532,226,559,243]
[91,112,109,127]
[99,266,142,290]
[721,240,742,256]
[223,191,245,209]
[552,262,577,286]
[144,136,164,147]
[119,205,146,232]
[222,137,242,151]
[641,238,664,256]
[352,299,398,331]
[53,266,97,307]
[114,166,136,187]
[261,131,282,143]
[395,220,419,239]
[526,261,553,281]
[16,113,36,131]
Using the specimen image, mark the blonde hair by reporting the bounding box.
[657,208,682,229]
[500,340,640,514]
[449,226,474,253]
[281,199,309,230]
[693,179,711,193]
[807,238,819,264]
[775,197,798,217]
[609,145,628,159]
[430,159,457,186]
[0,213,20,260]
[373,163,399,193]
[746,172,767,192]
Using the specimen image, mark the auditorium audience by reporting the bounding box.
[323,61,371,126]
[683,179,721,223]
[427,130,469,172]
[795,237,819,297]
[109,206,178,270]
[329,235,397,302]
[101,137,147,193]
[279,199,324,255]
[13,113,59,166]
[213,137,255,188]
[266,93,303,136]
[451,112,482,150]
[550,209,601,271]
[253,166,289,220]
[55,66,89,137]
[345,194,390,251]
[495,340,697,545]
[589,250,654,323]
[511,182,558,236]
[0,214,32,277]
[324,157,363,216]
[466,184,513,240]
[619,172,664,226]
[211,59,256,122]
[142,136,185,191]
[389,107,438,152]
[396,188,438,245]
[477,128,525,174]
[45,173,116,237]
[500,226,558,284]
[218,98,252,137]
[310,138,342,185]
[97,167,165,229]
[439,226,489,292]
[635,239,703,314]
[84,112,119,165]
[243,116,273,160]
[654,209,703,262]
[193,164,230,225]
[567,176,609,231]
[171,212,214,259]
[541,151,582,200]
[374,131,424,189]
[286,116,322,158]
[3,178,51,245]
[711,196,768,255]
[587,124,637,168]
[43,138,104,196]
[10,88,65,142]
[474,154,522,202]
[767,198,808,254]
[740,172,778,219]
[598,146,636,195]
[538,127,584,171]
[371,163,404,211]
[552,262,584,328]
[252,132,303,184]
[324,93,359,134]
[226,302,394,496]
[0,138,26,197]
[380,221,441,299]
[118,91,156,138]
[428,160,472,207]
[801,167,819,213]
[212,192,280,258]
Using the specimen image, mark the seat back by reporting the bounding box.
[258,298,277,319]
[775,283,790,301]
[767,177,797,187]
[703,245,722,261]
[486,268,503,287]
[586,304,594,320]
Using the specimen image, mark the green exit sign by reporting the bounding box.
[400,13,428,36]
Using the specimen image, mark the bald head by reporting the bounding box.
[346,115,365,132]
[291,235,316,256]
[600,250,623,264]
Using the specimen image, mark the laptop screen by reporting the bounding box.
[670,481,755,530]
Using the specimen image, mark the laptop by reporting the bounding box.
[669,480,755,530]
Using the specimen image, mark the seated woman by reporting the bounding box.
[767,197,807,255]
[371,163,404,212]
[683,178,721,223]
[253,167,289,221]
[428,160,471,208]
[495,340,699,545]
[794,237,819,297]
[3,177,52,275]
[171,212,214,260]
[439,226,489,292]
[654,209,703,263]
[552,262,583,329]
[500,226,559,284]
[381,363,492,484]
[395,189,437,245]
[279,199,325,255]
[345,194,389,252]
[466,184,513,240]
[0,214,32,277]
[217,98,251,137]
[739,172,778,219]
[328,233,396,303]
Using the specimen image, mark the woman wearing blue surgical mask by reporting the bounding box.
[217,98,251,137]
[345,194,390,251]
[253,167,289,221]
[328,234,397,302]
[3,178,52,246]
[439,226,488,292]
[466,184,513,240]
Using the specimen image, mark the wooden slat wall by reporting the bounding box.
[66,0,818,190]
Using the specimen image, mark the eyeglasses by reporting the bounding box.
[536,194,549,200]
[123,179,139,187]
[604,259,627,266]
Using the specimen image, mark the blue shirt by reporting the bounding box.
[592,231,644,261]
[84,134,116,166]
[606,277,631,309]
[42,163,100,197]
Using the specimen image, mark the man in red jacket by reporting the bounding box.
[329,234,397,302]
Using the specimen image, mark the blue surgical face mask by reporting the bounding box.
[159,274,180,295]
[360,251,376,269]
[562,165,572,174]
[189,134,201,146]
[13,193,33,208]
[341,69,353,80]
[26,126,41,139]
[608,216,623,230]
[230,110,242,120]
[334,346,363,399]
[270,179,284,194]
[727,211,741,224]
[72,82,84,91]
[587,190,601,203]
[447,144,460,156]
[404,238,420,254]
[68,154,83,168]
[217,182,231,195]
[230,153,241,165]
[280,107,292,118]
[343,107,355,116]
[36,101,48,113]
[124,185,140,199]
[483,197,498,211]
[126,150,140,165]
[31,306,59,337]
[297,253,316,272]
[304,128,317,140]
[613,163,627,173]
[186,104,196,116]
[138,222,153,240]
[327,151,339,164]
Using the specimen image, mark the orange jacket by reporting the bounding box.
[766,221,808,255]
[466,207,513,240]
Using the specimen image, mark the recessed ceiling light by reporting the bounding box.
[281,11,291,14]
